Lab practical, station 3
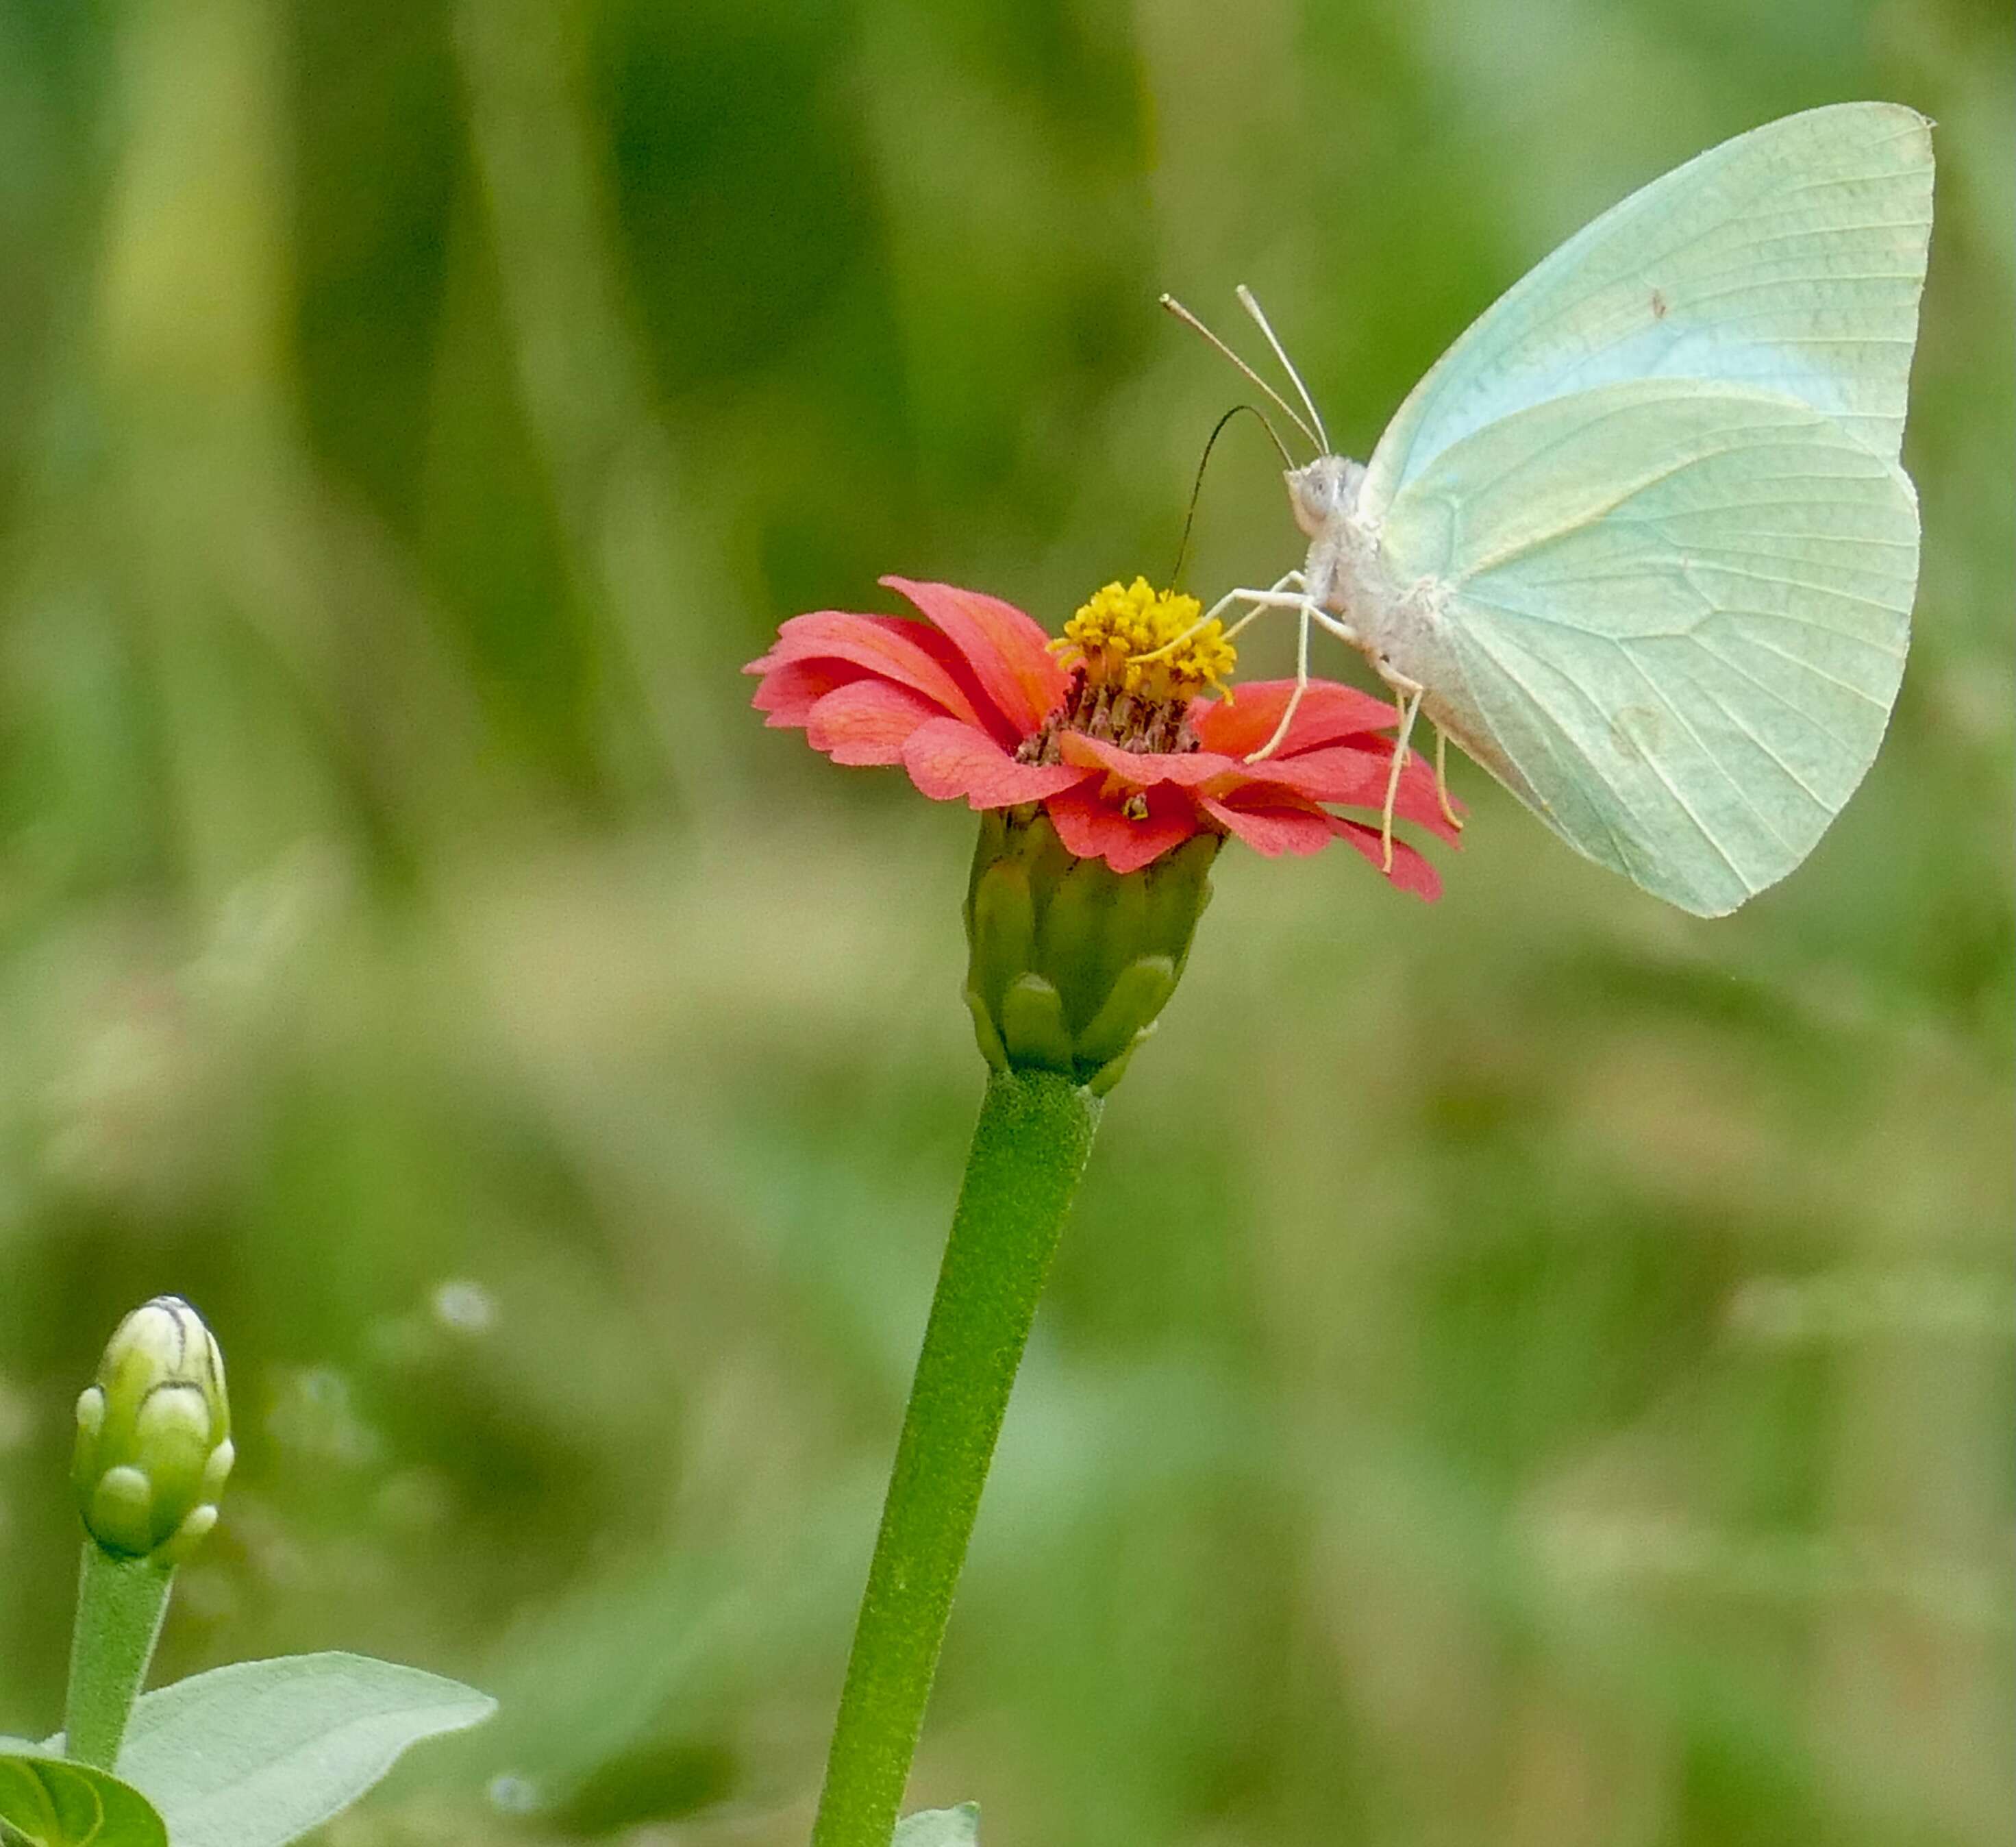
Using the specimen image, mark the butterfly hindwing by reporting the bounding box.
[1378,379,1918,916]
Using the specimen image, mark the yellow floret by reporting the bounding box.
[1051,578,1236,703]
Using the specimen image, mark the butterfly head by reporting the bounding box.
[1286,456,1364,538]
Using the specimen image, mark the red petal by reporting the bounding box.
[1191,680,1400,756]
[804,678,943,765]
[1197,793,1336,857]
[751,658,861,728]
[1232,744,1463,842]
[883,577,1069,739]
[1327,816,1443,900]
[1225,743,1385,805]
[901,717,1088,808]
[759,611,988,730]
[1045,785,1206,874]
[1057,732,1243,788]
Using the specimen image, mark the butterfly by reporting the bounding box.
[1162,102,1934,917]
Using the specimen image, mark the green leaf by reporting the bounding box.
[110,1654,495,1847]
[893,1803,980,1847]
[0,1752,168,1846]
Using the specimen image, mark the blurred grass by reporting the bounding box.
[0,0,2009,1843]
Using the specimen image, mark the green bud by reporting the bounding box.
[962,808,1217,1095]
[73,1296,234,1563]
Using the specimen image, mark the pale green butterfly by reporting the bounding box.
[1165,102,1933,916]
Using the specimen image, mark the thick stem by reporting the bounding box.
[811,1067,1103,1847]
[64,1544,173,1769]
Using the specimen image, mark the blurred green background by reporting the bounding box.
[0,0,2010,1841]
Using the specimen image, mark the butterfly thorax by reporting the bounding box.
[1293,462,1483,766]
[1302,484,1537,804]
[1289,456,1434,658]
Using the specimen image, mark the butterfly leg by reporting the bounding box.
[1132,572,1304,664]
[1241,598,1367,764]
[1143,583,1317,762]
[1432,726,1463,831]
[1375,670,1426,873]
[1215,571,1304,644]
[1243,597,1316,763]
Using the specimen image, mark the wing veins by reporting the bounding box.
[1644,631,1860,756]
[1459,439,1902,580]
[1650,492,1903,517]
[1684,529,1917,556]
[1454,624,1647,876]
[1678,558,1910,617]
[1701,630,1893,706]
[1482,617,1749,885]
[1454,189,1925,387]
[1466,571,1908,675]
[1691,629,1884,723]
[1613,643,1804,849]
[1650,648,1838,813]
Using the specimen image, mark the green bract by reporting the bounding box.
[962,808,1217,1095]
[73,1296,234,1563]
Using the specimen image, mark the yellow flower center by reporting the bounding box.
[1050,578,1236,703]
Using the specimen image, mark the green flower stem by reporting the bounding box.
[811,1067,1104,1847]
[64,1544,174,1769]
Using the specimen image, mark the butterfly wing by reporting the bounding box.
[1377,379,1918,916]
[1361,102,1933,513]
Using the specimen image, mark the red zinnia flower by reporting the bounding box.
[745,575,1456,897]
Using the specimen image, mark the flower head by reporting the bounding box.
[747,576,1454,894]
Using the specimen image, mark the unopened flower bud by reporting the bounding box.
[962,808,1217,1094]
[73,1296,234,1563]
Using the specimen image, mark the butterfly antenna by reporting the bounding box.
[1159,293,1319,451]
[1235,285,1331,456]
[1168,403,1293,587]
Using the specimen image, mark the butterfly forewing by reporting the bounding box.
[1361,101,1933,515]
[1380,379,1918,916]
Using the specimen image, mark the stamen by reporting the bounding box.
[1051,578,1236,702]
[1019,578,1239,765]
